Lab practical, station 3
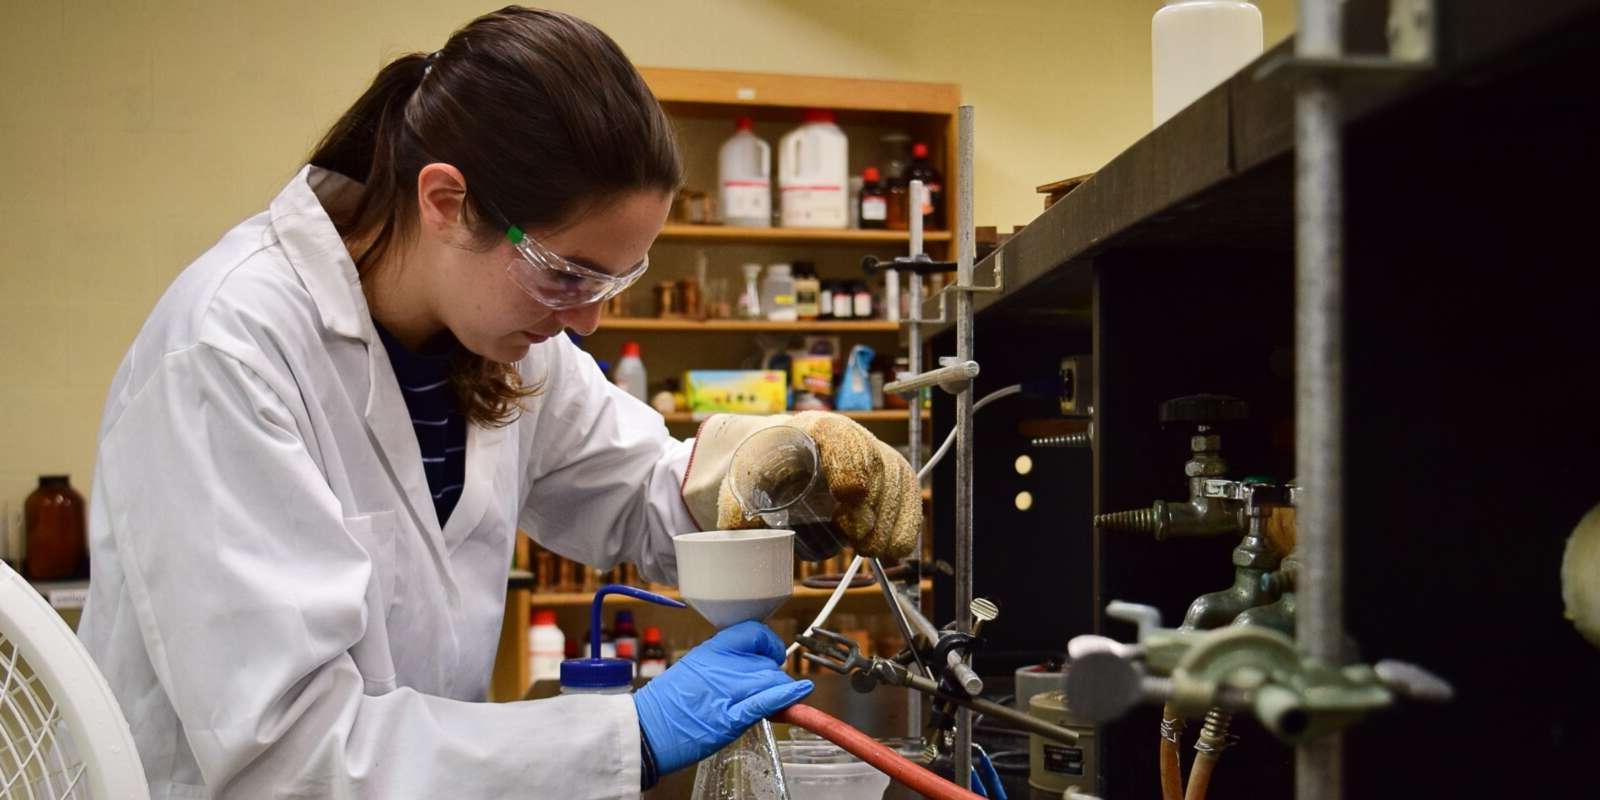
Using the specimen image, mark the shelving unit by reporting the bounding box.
[660,409,926,425]
[657,223,951,245]
[516,579,932,607]
[491,67,958,704]
[600,318,900,333]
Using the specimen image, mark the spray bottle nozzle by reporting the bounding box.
[588,584,685,660]
[561,584,685,692]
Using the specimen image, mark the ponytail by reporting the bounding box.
[309,52,431,274]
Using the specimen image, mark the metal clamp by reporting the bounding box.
[794,627,1080,746]
[1068,601,1454,743]
[1254,0,1436,81]
[911,253,1007,327]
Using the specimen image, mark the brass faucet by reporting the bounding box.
[1095,395,1249,540]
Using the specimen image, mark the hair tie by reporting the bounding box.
[423,50,441,77]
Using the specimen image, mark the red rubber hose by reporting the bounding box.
[773,703,985,800]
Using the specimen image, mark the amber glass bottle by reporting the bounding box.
[24,475,87,581]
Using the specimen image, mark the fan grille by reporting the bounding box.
[1,634,88,799]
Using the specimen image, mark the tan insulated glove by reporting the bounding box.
[681,411,921,561]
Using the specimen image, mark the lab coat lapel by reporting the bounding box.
[363,340,459,593]
[271,164,460,595]
[442,422,509,552]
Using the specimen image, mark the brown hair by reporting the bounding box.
[310,6,681,426]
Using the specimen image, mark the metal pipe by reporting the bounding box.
[882,360,979,396]
[905,180,926,739]
[952,103,977,788]
[899,672,1078,745]
[874,558,927,676]
[1295,1,1345,799]
[893,586,984,696]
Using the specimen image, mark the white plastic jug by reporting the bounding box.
[778,109,849,229]
[718,117,771,227]
[1152,0,1264,127]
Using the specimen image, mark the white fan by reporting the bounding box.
[1,561,147,799]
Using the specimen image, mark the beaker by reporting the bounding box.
[728,426,850,562]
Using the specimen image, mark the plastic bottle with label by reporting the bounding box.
[793,262,821,320]
[613,610,639,668]
[906,143,945,230]
[1152,0,1264,127]
[612,342,648,404]
[639,626,669,678]
[761,263,798,321]
[718,117,772,227]
[778,109,849,229]
[859,166,888,229]
[528,609,565,683]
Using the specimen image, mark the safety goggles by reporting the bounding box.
[503,224,649,310]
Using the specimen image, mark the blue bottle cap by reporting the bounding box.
[559,656,635,689]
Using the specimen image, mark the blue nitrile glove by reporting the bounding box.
[632,620,814,776]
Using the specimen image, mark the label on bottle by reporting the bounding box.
[862,196,887,221]
[781,186,847,227]
[833,293,854,318]
[721,181,770,222]
[921,182,942,216]
[853,292,872,318]
[1042,744,1085,775]
[639,659,667,678]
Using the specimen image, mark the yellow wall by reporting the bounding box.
[0,1,1293,528]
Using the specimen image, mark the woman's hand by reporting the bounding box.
[631,621,813,776]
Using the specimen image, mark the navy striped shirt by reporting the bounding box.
[374,323,467,527]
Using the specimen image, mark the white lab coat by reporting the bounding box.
[77,166,699,799]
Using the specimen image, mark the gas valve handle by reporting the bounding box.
[1159,394,1249,426]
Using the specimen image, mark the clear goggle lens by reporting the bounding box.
[504,227,647,310]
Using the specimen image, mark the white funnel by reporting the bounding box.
[673,529,794,628]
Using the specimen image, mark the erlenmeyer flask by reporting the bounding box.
[690,719,791,800]
[728,426,852,562]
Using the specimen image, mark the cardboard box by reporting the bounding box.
[790,355,834,396]
[683,370,788,414]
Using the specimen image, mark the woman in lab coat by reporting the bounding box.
[77,8,917,799]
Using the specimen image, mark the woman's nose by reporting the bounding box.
[557,301,604,336]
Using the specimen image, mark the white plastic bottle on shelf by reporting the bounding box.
[761,263,797,322]
[528,609,564,683]
[738,262,764,319]
[1152,0,1263,127]
[718,116,771,227]
[612,341,648,403]
[778,109,849,229]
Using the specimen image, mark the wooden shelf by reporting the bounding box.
[657,224,951,245]
[661,409,927,424]
[642,67,960,116]
[598,318,901,333]
[524,579,932,607]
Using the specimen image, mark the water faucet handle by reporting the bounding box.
[1106,600,1164,642]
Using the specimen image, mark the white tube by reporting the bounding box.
[920,384,1022,481]
[787,554,865,657]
